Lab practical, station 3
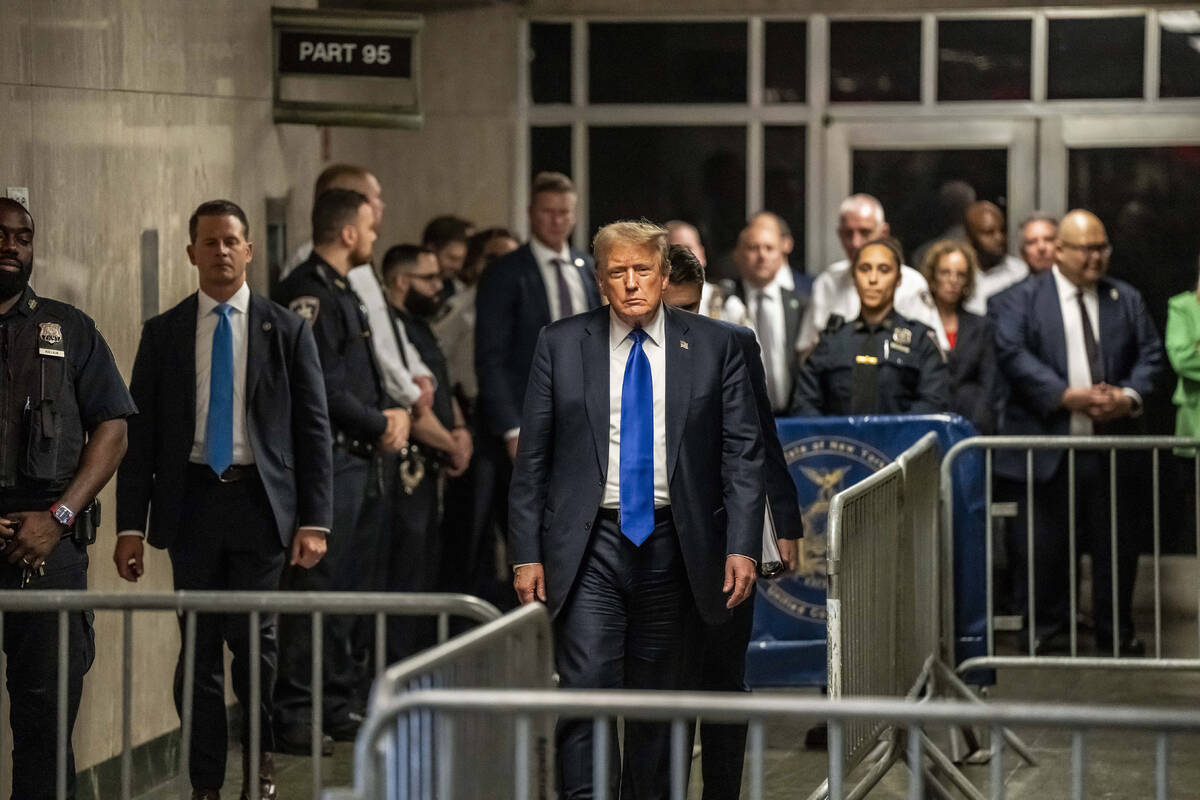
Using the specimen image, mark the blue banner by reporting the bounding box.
[745,414,986,687]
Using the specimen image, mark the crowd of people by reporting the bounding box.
[0,157,1189,799]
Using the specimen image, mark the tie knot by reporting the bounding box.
[629,328,647,346]
[213,302,233,319]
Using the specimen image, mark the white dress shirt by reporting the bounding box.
[964,254,1029,316]
[531,237,589,322]
[601,304,670,509]
[723,268,792,412]
[797,259,949,353]
[1053,265,1101,435]
[191,283,253,465]
[347,264,432,408]
[433,285,478,401]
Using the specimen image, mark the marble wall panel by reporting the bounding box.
[0,0,31,84]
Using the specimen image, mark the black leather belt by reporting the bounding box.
[597,506,673,525]
[334,430,376,459]
[188,462,258,484]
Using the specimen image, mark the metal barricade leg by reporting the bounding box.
[180,610,197,800]
[312,611,323,800]
[122,609,133,800]
[56,610,68,800]
[249,610,261,800]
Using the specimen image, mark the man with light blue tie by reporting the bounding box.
[509,220,765,799]
[116,200,332,800]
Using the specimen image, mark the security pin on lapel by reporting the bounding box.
[680,340,689,350]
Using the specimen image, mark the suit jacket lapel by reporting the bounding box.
[664,307,691,482]
[1096,279,1119,381]
[571,254,600,309]
[581,310,610,477]
[1038,276,1070,379]
[177,294,199,443]
[245,293,272,405]
[522,245,553,325]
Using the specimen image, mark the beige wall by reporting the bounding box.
[529,0,1150,12]
[0,0,322,773]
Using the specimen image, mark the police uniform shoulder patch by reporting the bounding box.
[289,296,320,321]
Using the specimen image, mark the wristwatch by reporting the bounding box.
[49,502,75,528]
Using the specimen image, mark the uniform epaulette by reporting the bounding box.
[825,314,846,333]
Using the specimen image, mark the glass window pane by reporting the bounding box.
[1160,12,1200,99]
[589,126,746,281]
[763,126,806,268]
[829,20,921,103]
[1047,17,1144,100]
[851,149,1008,265]
[937,19,1031,101]
[530,22,571,104]
[588,22,747,104]
[530,126,572,182]
[765,22,807,104]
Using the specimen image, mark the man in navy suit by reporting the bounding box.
[475,171,600,463]
[989,209,1162,655]
[115,200,333,800]
[510,221,764,799]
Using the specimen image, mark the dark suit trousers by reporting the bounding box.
[698,592,755,800]
[276,450,387,730]
[1012,453,1139,642]
[555,513,701,800]
[168,465,285,790]
[0,536,92,800]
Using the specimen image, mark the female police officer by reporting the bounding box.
[790,236,949,415]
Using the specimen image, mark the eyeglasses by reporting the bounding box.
[1060,241,1112,257]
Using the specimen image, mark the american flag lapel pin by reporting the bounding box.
[680,340,689,350]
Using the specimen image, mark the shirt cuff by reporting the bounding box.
[298,526,331,534]
[117,529,145,539]
[512,562,540,569]
[504,428,520,442]
[1121,387,1144,417]
[728,553,758,566]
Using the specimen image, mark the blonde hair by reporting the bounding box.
[920,239,980,306]
[592,220,669,275]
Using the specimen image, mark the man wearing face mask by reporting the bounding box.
[378,244,471,658]
[0,198,136,798]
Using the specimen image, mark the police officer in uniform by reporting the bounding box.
[0,197,136,798]
[272,189,409,750]
[791,237,949,416]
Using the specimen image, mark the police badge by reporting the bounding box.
[892,327,912,346]
[38,322,65,358]
[288,296,320,321]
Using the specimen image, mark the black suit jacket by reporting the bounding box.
[989,271,1163,482]
[947,310,997,434]
[475,242,599,437]
[732,267,812,410]
[117,291,333,549]
[508,305,765,625]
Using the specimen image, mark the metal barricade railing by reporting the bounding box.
[348,687,1200,800]
[0,590,500,800]
[939,436,1200,675]
[327,603,555,800]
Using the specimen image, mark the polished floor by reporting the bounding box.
[136,615,1200,799]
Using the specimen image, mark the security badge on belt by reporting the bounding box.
[38,322,65,358]
[855,326,912,365]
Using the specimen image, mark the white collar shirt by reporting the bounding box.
[347,264,430,409]
[746,267,792,412]
[964,254,1029,316]
[602,304,670,509]
[1053,265,1100,435]
[531,237,588,322]
[192,282,253,464]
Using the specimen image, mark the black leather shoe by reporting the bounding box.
[327,711,364,742]
[804,722,828,750]
[191,790,221,800]
[1095,636,1145,657]
[274,724,335,756]
[240,751,278,800]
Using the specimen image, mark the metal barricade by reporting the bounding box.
[327,603,554,800]
[348,687,1200,800]
[940,436,1200,675]
[0,590,500,800]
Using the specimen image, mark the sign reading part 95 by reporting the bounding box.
[279,31,412,79]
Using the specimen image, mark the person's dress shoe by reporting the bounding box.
[804,722,828,750]
[240,751,278,800]
[327,711,364,742]
[191,790,220,800]
[275,724,335,756]
[1095,636,1146,657]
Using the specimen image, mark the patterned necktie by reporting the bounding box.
[552,258,574,320]
[1077,291,1104,383]
[755,290,780,409]
[205,303,234,476]
[619,329,654,545]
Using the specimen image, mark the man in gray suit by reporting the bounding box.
[509,220,765,799]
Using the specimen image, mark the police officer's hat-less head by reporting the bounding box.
[0,198,35,305]
[851,236,904,323]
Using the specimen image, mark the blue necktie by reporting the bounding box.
[205,303,234,476]
[619,329,654,545]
